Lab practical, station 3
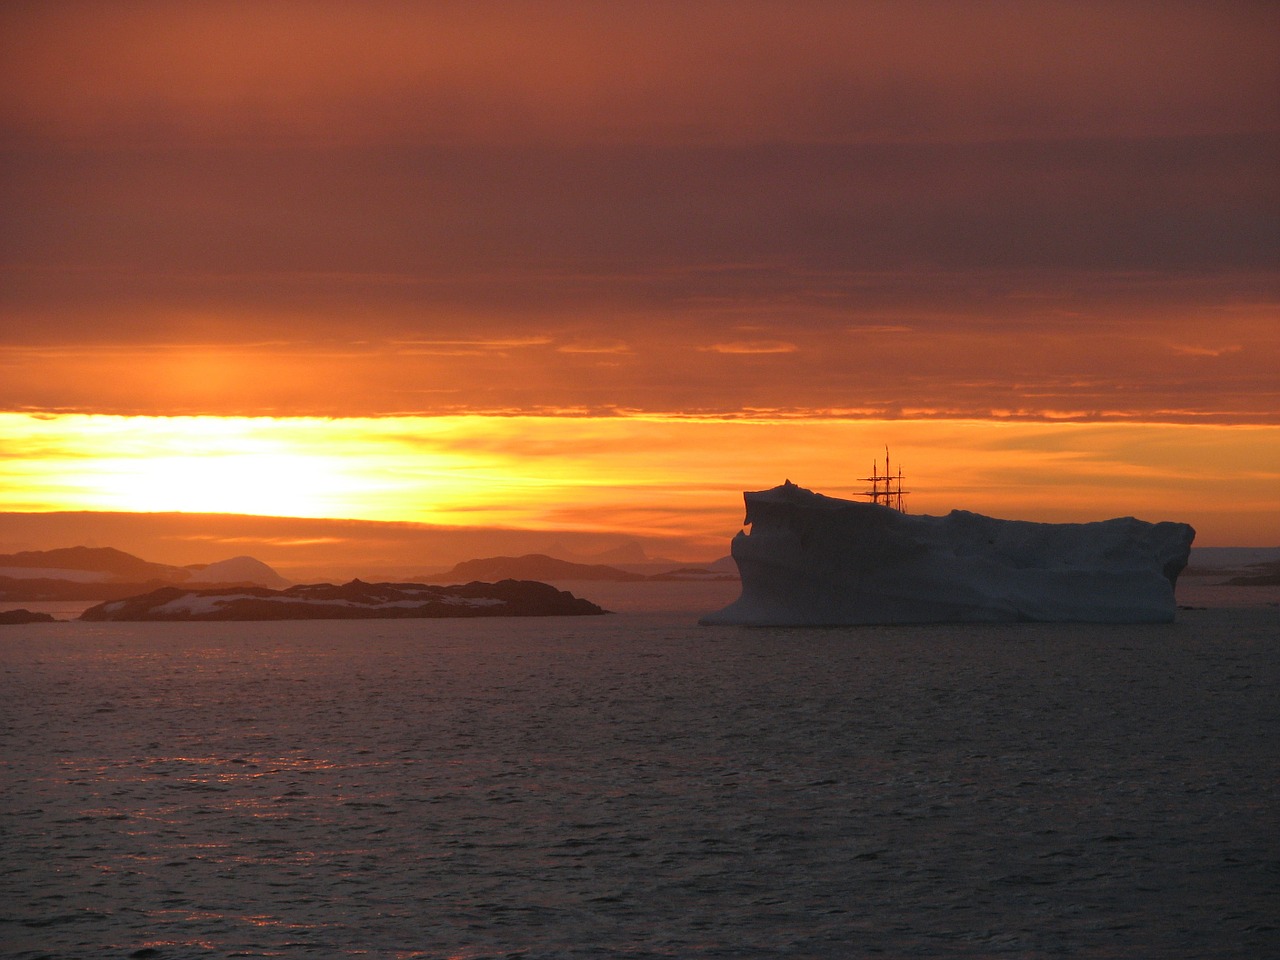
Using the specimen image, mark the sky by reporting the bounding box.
[1,1,1278,568]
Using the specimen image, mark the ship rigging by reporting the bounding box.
[860,447,908,512]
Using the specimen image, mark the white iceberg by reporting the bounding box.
[701,481,1195,625]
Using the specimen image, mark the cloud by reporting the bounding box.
[0,4,1275,429]
[391,337,553,356]
[1167,343,1244,358]
[1,287,1276,425]
[556,340,632,355]
[2,3,1275,147]
[701,341,798,355]
[847,325,914,335]
[4,138,1274,344]
[170,534,350,547]
[392,337,552,349]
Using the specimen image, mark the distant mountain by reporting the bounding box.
[1222,560,1280,586]
[420,553,737,583]
[645,566,738,582]
[422,554,648,583]
[0,546,290,601]
[0,546,179,581]
[581,541,650,565]
[1186,546,1280,572]
[707,555,737,575]
[186,556,292,589]
[539,539,699,572]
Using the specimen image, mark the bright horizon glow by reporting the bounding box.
[2,413,1277,550]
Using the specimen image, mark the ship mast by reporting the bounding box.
[859,446,908,511]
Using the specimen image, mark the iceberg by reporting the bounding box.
[701,481,1195,625]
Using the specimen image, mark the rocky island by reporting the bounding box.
[80,579,606,621]
[0,608,58,625]
[701,481,1196,625]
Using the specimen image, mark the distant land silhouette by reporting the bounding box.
[0,545,180,581]
[1221,561,1280,586]
[0,608,56,624]
[418,553,736,583]
[0,547,290,601]
[0,511,722,583]
[9,538,736,621]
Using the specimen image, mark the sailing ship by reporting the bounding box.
[859,447,908,511]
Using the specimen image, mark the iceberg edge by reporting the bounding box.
[700,481,1195,626]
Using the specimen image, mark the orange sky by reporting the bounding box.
[1,2,1277,560]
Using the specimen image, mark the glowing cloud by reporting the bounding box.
[556,340,632,355]
[701,341,799,355]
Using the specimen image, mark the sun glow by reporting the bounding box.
[1,412,1278,548]
[0,416,426,521]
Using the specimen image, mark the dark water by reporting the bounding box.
[2,587,1276,958]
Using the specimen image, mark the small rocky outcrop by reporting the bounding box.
[0,609,58,625]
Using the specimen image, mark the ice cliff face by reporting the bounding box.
[701,481,1195,625]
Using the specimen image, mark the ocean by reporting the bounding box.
[2,581,1276,958]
